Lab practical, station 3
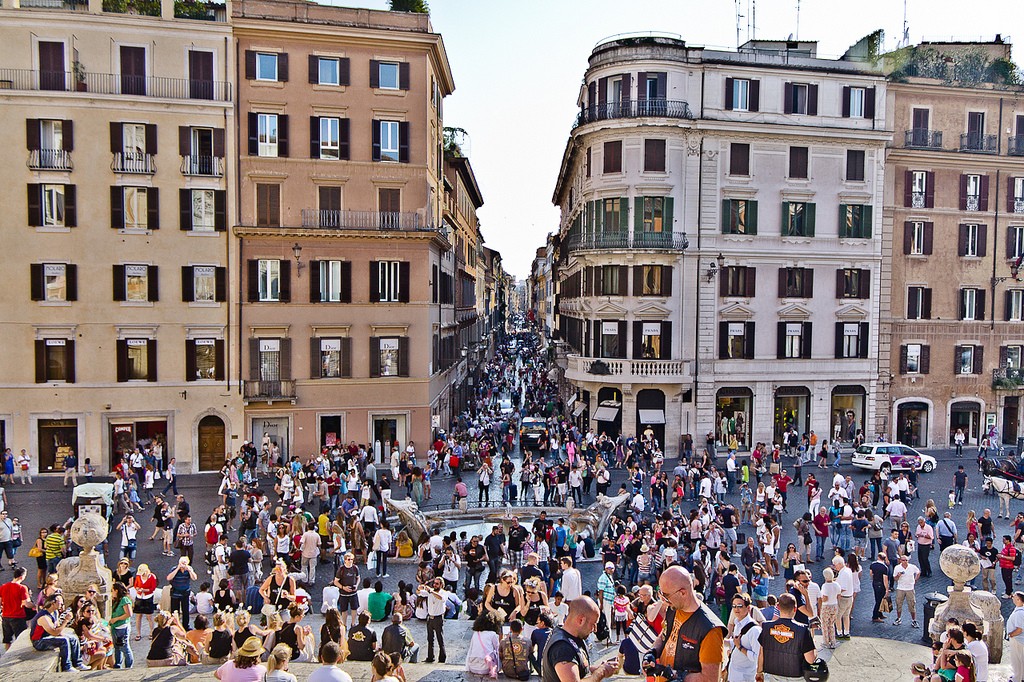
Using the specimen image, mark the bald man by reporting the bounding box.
[643,566,726,682]
[541,596,619,682]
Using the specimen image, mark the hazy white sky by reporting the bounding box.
[348,0,1020,277]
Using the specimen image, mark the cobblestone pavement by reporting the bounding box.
[2,444,1019,663]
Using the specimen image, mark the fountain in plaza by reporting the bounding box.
[56,513,113,619]
[930,544,1002,663]
[382,497,446,540]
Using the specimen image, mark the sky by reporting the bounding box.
[339,0,1020,278]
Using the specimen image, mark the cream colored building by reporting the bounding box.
[0,0,237,473]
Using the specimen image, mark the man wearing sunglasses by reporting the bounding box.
[642,566,726,682]
[727,595,761,682]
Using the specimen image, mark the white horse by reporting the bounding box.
[983,475,1024,518]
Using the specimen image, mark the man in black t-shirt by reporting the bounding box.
[532,511,553,541]
[868,553,890,622]
[757,593,816,681]
[508,518,530,568]
[464,535,487,593]
[541,596,618,682]
[346,611,378,661]
[484,526,507,584]
[979,537,998,592]
[332,552,361,629]
[979,510,994,541]
[953,466,968,506]
[227,539,251,600]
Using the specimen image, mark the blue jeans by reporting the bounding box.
[815,536,827,561]
[113,626,134,668]
[33,634,83,671]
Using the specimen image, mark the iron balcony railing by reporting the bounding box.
[960,133,998,153]
[243,380,296,401]
[904,129,943,149]
[112,152,156,174]
[573,99,695,128]
[27,149,72,171]
[19,0,89,9]
[300,209,428,231]
[1008,136,1024,157]
[566,231,687,252]
[993,367,1024,388]
[180,155,224,177]
[0,68,232,102]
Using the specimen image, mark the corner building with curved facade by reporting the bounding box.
[553,35,888,454]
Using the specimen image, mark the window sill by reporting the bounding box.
[906,254,930,260]
[838,236,871,241]
[780,236,814,244]
[120,379,153,383]
[252,80,285,88]
[186,230,220,237]
[312,84,346,93]
[721,233,756,240]
[119,228,154,235]
[120,301,154,307]
[372,88,406,96]
[35,226,71,233]
[39,301,72,307]
[256,299,283,303]
[960,255,983,260]
[188,301,221,308]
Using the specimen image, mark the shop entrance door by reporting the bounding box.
[198,415,226,471]
[950,402,981,445]
[1003,397,1020,445]
[373,418,398,464]
[253,417,289,465]
[38,418,79,473]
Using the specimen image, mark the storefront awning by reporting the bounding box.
[565,394,577,409]
[638,409,666,425]
[593,405,621,422]
[571,402,587,418]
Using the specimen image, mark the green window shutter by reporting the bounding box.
[837,204,847,237]
[805,203,816,236]
[862,205,873,238]
[634,197,644,232]
[620,197,629,232]
[663,197,674,232]
[747,200,758,235]
[594,200,603,233]
[781,202,790,235]
[721,199,731,233]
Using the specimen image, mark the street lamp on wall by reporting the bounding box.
[705,253,726,282]
[292,243,304,275]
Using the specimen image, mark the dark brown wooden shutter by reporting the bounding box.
[339,58,350,86]
[112,265,126,301]
[309,116,320,158]
[369,337,381,377]
[214,267,226,302]
[978,224,987,257]
[923,222,934,255]
[749,80,760,111]
[146,339,158,382]
[617,265,628,296]
[185,339,197,382]
[633,266,643,296]
[278,260,291,302]
[27,184,41,226]
[925,172,935,208]
[110,186,124,229]
[147,265,159,301]
[632,321,643,360]
[26,119,40,150]
[864,87,876,119]
[146,187,159,229]
[399,62,410,90]
[339,119,350,160]
[921,345,931,373]
[340,261,352,303]
[859,269,870,298]
[398,337,410,376]
[308,55,318,83]
[369,60,380,88]
[744,322,756,358]
[1002,344,1010,364]
[922,288,932,319]
[858,322,869,358]
[841,86,851,117]
[834,322,845,359]
[836,269,846,298]
[398,261,411,302]
[35,340,46,383]
[64,185,76,227]
[371,120,381,161]
[276,53,288,82]
[958,224,968,256]
[399,122,410,163]
[145,124,157,155]
[903,171,913,207]
[616,321,627,359]
[718,321,729,358]
[214,190,226,231]
[783,82,794,114]
[907,288,919,319]
[30,264,43,301]
[980,175,990,211]
[212,128,225,158]
[977,289,987,320]
[661,266,673,296]
[61,120,74,151]
[248,338,260,381]
[776,321,787,359]
[277,115,289,157]
[974,346,984,374]
[807,84,818,115]
[801,322,813,358]
[724,78,734,110]
[903,222,913,254]
[340,337,352,377]
[213,339,224,381]
[247,260,259,302]
[899,345,909,374]
[248,113,258,156]
[181,265,194,301]
[308,260,321,303]
[660,321,672,360]
[778,268,788,298]
[278,338,291,381]
[244,50,256,80]
[116,339,128,382]
[66,265,77,301]
[110,122,123,154]
[179,189,192,230]
[64,340,75,383]
[309,336,321,378]
[592,320,601,357]
[960,174,969,211]
[1009,176,1018,212]
[369,261,380,302]
[178,126,190,155]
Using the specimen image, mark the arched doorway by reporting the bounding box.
[198,415,225,471]
[950,400,982,445]
[636,389,666,449]
[896,401,929,448]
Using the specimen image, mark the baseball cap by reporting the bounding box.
[605,562,615,570]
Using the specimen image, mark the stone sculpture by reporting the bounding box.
[382,496,444,542]
[56,512,113,619]
[567,492,630,540]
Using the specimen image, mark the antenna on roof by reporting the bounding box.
[900,0,910,47]
[751,0,756,40]
[795,0,800,40]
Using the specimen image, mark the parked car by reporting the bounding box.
[498,397,513,415]
[520,417,549,449]
[852,442,936,473]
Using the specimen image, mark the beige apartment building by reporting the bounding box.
[880,39,1024,447]
[233,0,460,461]
[0,0,237,474]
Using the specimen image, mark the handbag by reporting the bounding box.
[880,596,892,613]
[28,546,43,558]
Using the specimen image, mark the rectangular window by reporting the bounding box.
[849,87,866,118]
[599,265,620,296]
[377,62,400,90]
[192,189,216,232]
[781,268,810,298]
[126,339,149,380]
[840,205,871,238]
[958,345,976,375]
[41,119,64,151]
[42,339,68,381]
[960,288,982,321]
[1008,291,1024,322]
[193,265,216,303]
[320,117,340,160]
[906,344,922,373]
[909,221,926,255]
[784,323,803,358]
[783,202,812,237]
[192,338,217,380]
[962,224,979,257]
[1010,226,1024,259]
[1007,345,1023,368]
[320,338,342,378]
[732,78,750,111]
[640,322,662,359]
[258,259,280,302]
[841,323,861,359]
[125,264,149,302]
[378,261,401,302]
[42,184,65,226]
[839,269,866,298]
[644,139,666,172]
[123,187,148,230]
[911,170,927,208]
[1013,177,1024,212]
[603,140,622,174]
[258,114,278,157]
[256,184,280,228]
[907,286,932,319]
[601,198,622,233]
[789,146,808,179]
[379,337,400,377]
[319,260,344,302]
[258,338,280,381]
[256,53,278,81]
[44,263,67,302]
[724,322,748,359]
[730,143,750,176]
[846,150,865,181]
[966,174,981,211]
[380,120,400,162]
[723,266,753,297]
[318,57,339,86]
[642,197,665,232]
[640,266,663,296]
[791,83,809,114]
[600,321,620,358]
[722,199,756,235]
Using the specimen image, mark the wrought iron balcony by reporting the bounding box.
[180,155,224,177]
[904,129,943,149]
[573,99,694,129]
[1013,198,1024,215]
[966,195,980,212]
[300,209,427,231]
[19,0,89,9]
[243,380,296,402]
[1009,136,1024,157]
[0,68,232,102]
[566,232,687,252]
[960,133,997,153]
[993,367,1024,389]
[911,191,926,209]
[27,149,72,171]
[112,152,155,174]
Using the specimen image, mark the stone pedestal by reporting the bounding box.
[56,513,113,620]
[929,545,1003,664]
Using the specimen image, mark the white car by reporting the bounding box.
[852,442,936,473]
[498,398,513,415]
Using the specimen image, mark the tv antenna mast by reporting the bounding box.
[899,0,910,48]
[795,0,800,40]
[735,0,744,49]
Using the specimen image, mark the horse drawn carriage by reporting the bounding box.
[982,451,1024,518]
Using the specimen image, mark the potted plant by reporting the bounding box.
[72,60,87,92]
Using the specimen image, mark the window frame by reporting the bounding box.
[378,260,401,302]
[318,57,340,86]
[791,83,809,115]
[255,53,278,82]
[319,260,344,303]
[723,199,753,235]
[909,221,926,255]
[732,78,750,112]
[377,62,400,90]
[963,223,979,257]
[257,113,279,157]
[379,120,400,162]
[640,265,663,296]
[258,259,281,302]
[124,263,149,303]
[1008,291,1024,322]
[849,87,866,118]
[125,338,150,381]
[961,288,980,321]
[320,117,341,160]
[319,337,343,378]
[378,336,401,377]
[840,323,861,359]
[123,186,149,230]
[957,345,976,375]
[1006,344,1023,368]
[43,262,67,302]
[783,322,804,358]
[783,202,809,237]
[840,269,865,299]
[906,343,922,374]
[724,322,747,358]
[41,338,69,382]
[191,189,216,232]
[42,184,65,227]
[192,338,218,380]
[192,265,217,303]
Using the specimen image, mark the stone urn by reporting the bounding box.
[56,513,113,619]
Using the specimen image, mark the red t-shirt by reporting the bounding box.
[0,581,29,618]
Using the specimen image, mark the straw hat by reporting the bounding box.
[237,636,265,658]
